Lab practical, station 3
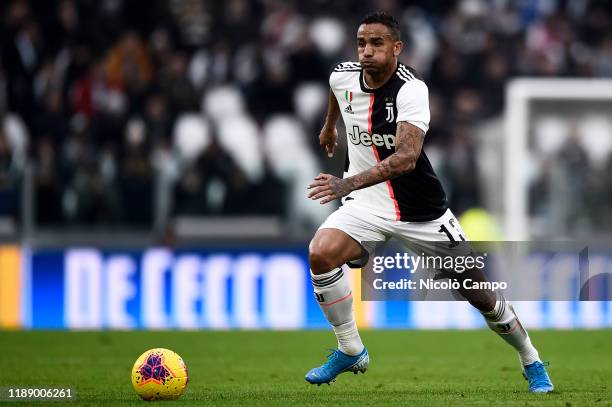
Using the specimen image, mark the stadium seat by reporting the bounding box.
[217,115,264,182]
[125,117,146,146]
[263,115,308,153]
[263,115,332,227]
[173,114,211,163]
[309,17,346,57]
[202,86,246,123]
[533,115,569,157]
[577,114,612,167]
[2,114,29,170]
[288,152,334,229]
[293,82,327,125]
[188,49,209,88]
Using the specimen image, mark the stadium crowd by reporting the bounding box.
[1,0,612,233]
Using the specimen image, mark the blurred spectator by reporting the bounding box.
[159,52,198,118]
[47,0,82,54]
[246,60,294,121]
[105,31,153,115]
[168,0,211,48]
[0,128,21,217]
[594,153,612,229]
[143,93,171,145]
[33,88,69,146]
[174,137,249,215]
[34,137,63,224]
[214,0,259,49]
[479,51,511,116]
[288,29,328,83]
[118,118,153,226]
[3,18,43,125]
[551,132,591,234]
[443,126,479,214]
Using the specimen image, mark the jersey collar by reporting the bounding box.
[359,62,400,93]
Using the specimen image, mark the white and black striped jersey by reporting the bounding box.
[330,61,447,221]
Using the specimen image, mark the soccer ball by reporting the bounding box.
[131,348,188,400]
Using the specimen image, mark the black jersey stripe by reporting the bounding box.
[311,272,343,287]
[365,65,448,222]
[369,92,402,220]
[311,269,344,287]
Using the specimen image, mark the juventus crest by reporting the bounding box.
[385,102,394,122]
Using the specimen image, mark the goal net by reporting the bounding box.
[504,79,612,240]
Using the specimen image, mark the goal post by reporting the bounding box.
[504,78,612,240]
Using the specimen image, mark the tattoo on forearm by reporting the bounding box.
[343,121,424,192]
[328,177,352,198]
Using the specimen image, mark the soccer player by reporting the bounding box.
[305,12,553,393]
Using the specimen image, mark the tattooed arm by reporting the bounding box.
[308,121,425,204]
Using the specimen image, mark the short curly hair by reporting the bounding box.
[359,11,401,41]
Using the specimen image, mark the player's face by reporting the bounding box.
[357,23,402,74]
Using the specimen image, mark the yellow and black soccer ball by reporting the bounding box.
[131,348,188,400]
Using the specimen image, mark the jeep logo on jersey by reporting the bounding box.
[348,126,395,149]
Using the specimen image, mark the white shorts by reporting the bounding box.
[318,203,470,264]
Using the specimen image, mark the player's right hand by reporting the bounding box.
[319,127,338,158]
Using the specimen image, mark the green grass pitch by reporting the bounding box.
[0,330,610,406]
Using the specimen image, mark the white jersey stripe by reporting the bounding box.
[398,66,415,80]
[329,61,442,221]
[367,93,401,220]
[396,72,412,82]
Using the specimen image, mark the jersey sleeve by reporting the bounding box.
[328,62,343,90]
[396,80,430,133]
[329,70,339,91]
[329,62,360,91]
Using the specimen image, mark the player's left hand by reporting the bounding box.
[307,173,351,204]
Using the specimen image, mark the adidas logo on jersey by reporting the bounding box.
[343,90,354,114]
[348,125,395,149]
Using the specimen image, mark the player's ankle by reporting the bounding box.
[334,320,364,356]
[518,338,541,366]
[338,343,364,356]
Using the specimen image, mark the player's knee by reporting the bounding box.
[308,238,341,274]
[465,290,496,312]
